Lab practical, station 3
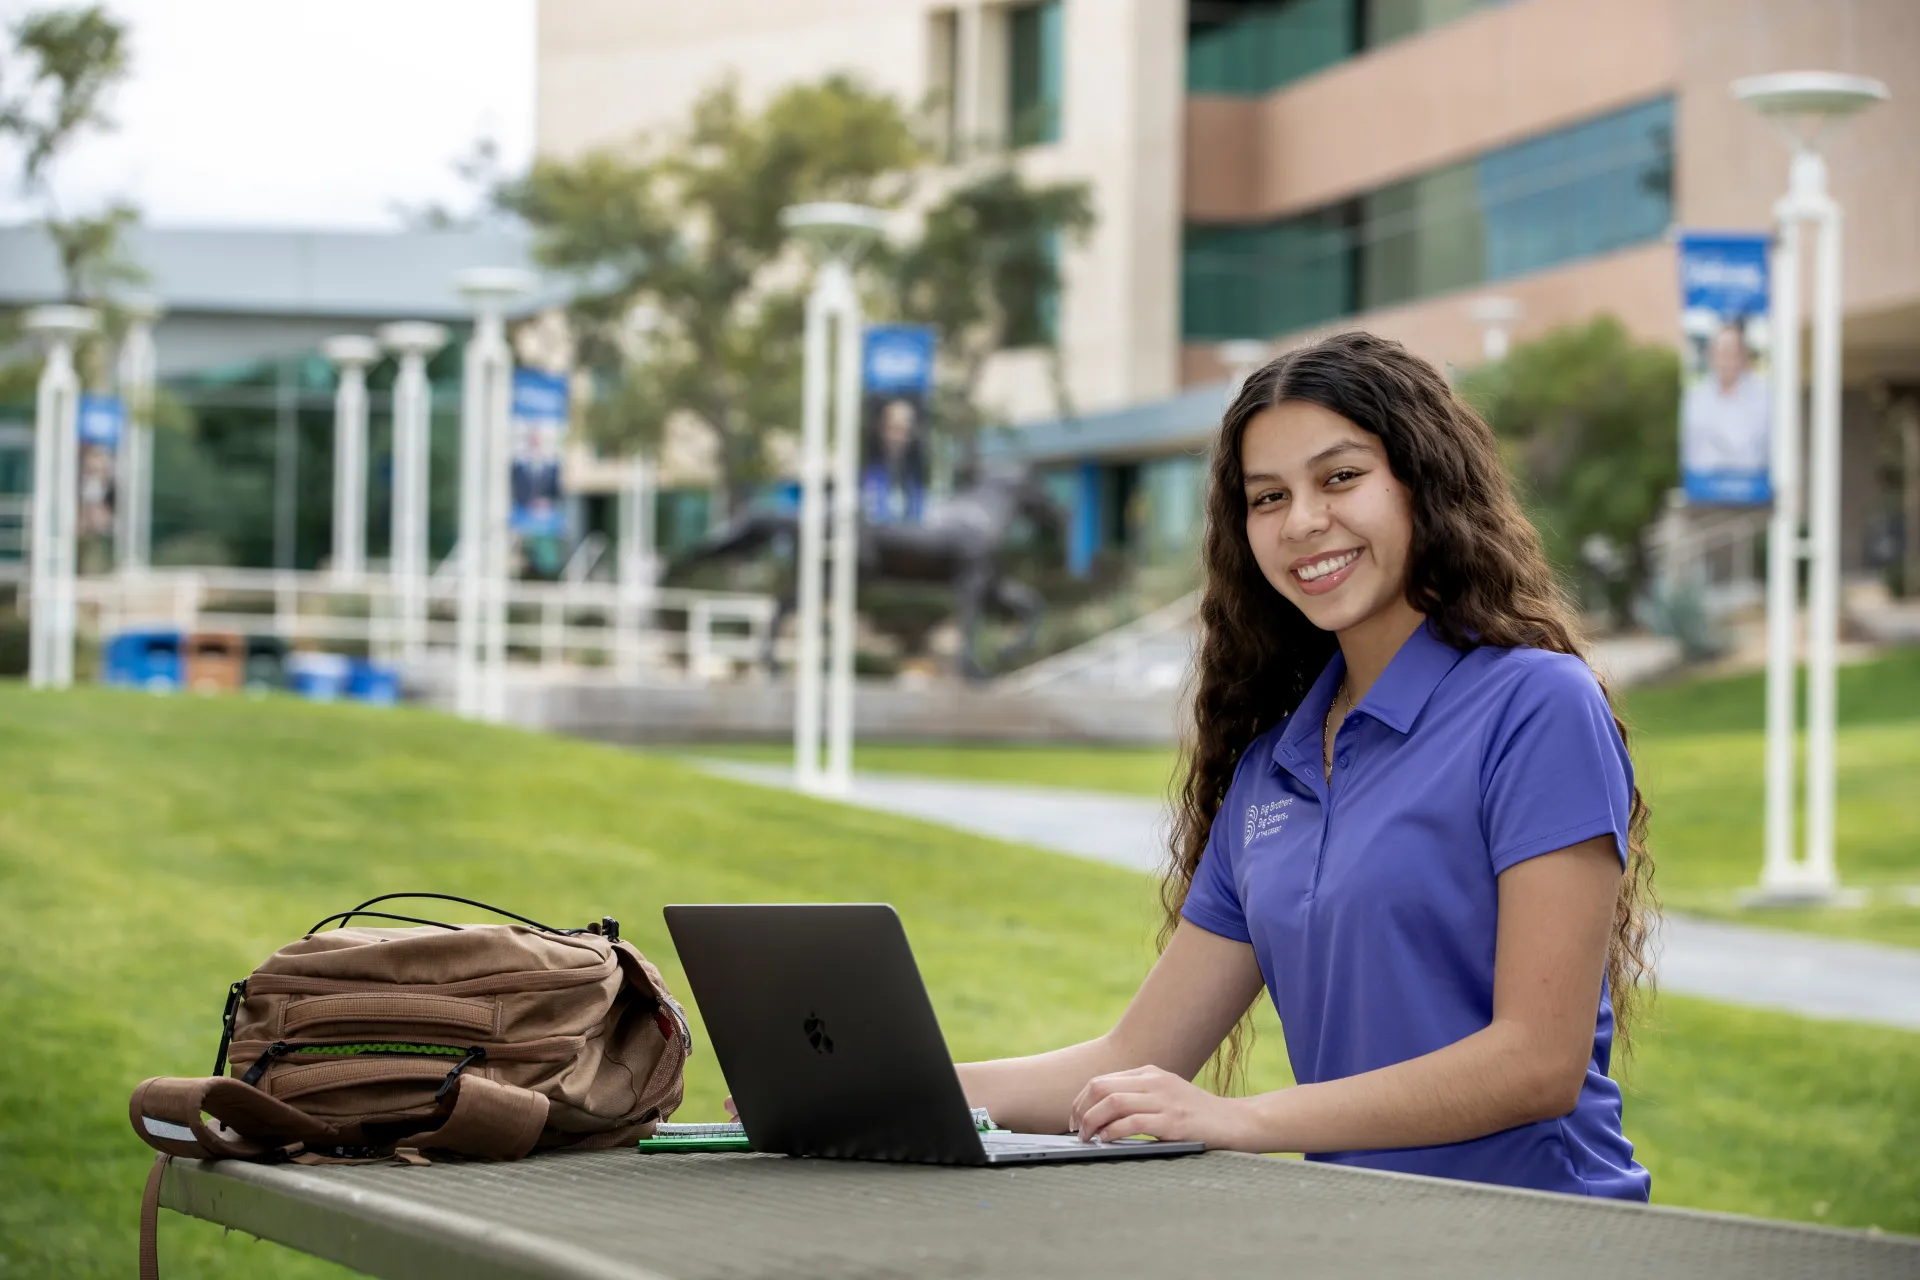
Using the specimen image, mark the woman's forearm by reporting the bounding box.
[959,1035,1140,1134]
[1242,1019,1581,1154]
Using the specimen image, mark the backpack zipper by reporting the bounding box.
[239,1039,487,1102]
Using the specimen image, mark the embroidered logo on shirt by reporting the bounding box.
[1243,798,1294,847]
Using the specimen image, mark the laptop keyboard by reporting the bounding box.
[980,1131,1110,1149]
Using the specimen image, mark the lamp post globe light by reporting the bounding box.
[322,335,380,584]
[1468,295,1521,362]
[453,267,535,724]
[376,321,450,667]
[1215,340,1271,403]
[1732,71,1889,905]
[24,305,99,690]
[780,201,886,795]
[114,293,162,575]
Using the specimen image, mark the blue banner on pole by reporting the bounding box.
[1677,232,1772,506]
[510,368,569,537]
[860,325,936,525]
[77,394,124,541]
[78,393,124,447]
[862,325,935,393]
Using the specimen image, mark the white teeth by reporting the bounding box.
[1294,550,1360,582]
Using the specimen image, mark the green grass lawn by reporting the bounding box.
[3,688,1916,1278]
[687,648,1920,948]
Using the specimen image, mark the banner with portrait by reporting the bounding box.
[1677,232,1772,506]
[860,324,935,525]
[76,394,123,543]
[509,368,569,538]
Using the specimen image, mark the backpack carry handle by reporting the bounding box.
[307,893,616,940]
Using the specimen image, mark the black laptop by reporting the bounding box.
[663,903,1206,1166]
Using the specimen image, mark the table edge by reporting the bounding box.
[161,1156,675,1280]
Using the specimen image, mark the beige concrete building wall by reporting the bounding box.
[538,0,928,155]
[975,0,1185,420]
[1185,0,1680,223]
[537,0,1186,430]
[1178,0,1917,390]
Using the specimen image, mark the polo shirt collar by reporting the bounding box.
[1271,620,1466,771]
[1358,620,1468,735]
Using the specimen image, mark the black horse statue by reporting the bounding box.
[665,460,1063,681]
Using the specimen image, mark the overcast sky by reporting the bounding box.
[0,0,536,230]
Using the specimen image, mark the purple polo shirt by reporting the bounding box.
[1182,621,1649,1200]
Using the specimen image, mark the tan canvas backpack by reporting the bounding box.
[129,895,692,1276]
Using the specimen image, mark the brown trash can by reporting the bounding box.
[184,632,246,693]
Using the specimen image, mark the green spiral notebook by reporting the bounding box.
[637,1109,998,1153]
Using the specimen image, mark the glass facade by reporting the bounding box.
[1187,0,1499,97]
[1008,0,1064,146]
[1182,96,1675,341]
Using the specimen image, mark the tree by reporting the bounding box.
[0,5,143,306]
[1457,316,1681,622]
[501,75,1098,504]
[888,165,1094,458]
[500,76,922,506]
[0,2,145,404]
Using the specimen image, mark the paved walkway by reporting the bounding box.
[695,759,1920,1032]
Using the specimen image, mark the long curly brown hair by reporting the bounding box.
[1163,330,1657,1090]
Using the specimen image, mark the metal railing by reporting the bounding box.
[0,495,26,584]
[996,591,1199,695]
[1644,497,1770,616]
[70,566,778,684]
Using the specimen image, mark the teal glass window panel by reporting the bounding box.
[1359,161,1485,311]
[1183,211,1355,340]
[1139,452,1209,565]
[1365,0,1485,46]
[1004,228,1062,349]
[1478,96,1674,281]
[1009,0,1063,146]
[1181,96,1675,341]
[1187,0,1358,97]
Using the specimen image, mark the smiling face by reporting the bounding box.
[1241,399,1420,641]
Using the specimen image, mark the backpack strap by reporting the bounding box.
[392,1073,548,1160]
[139,1154,167,1280]
[129,1075,334,1161]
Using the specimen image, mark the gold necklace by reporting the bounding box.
[1322,680,1350,782]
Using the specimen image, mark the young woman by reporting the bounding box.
[957,330,1656,1199]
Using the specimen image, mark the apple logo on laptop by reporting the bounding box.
[804,1011,834,1055]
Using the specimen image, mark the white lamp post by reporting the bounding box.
[1734,71,1889,904]
[781,202,886,794]
[616,453,658,682]
[1469,295,1521,362]
[454,267,534,723]
[377,321,449,666]
[323,335,379,583]
[25,305,98,690]
[114,294,160,575]
[615,302,662,682]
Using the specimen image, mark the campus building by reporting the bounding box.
[0,225,717,575]
[538,0,1920,575]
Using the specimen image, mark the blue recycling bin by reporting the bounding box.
[285,651,352,702]
[101,629,183,692]
[347,659,399,706]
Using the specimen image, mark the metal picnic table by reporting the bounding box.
[157,1147,1918,1279]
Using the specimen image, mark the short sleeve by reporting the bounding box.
[1180,789,1252,945]
[1482,656,1634,875]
